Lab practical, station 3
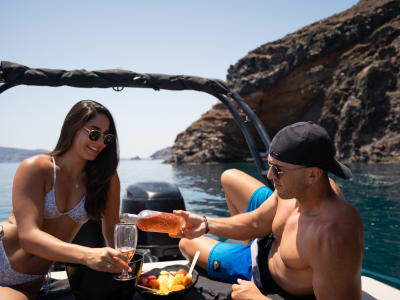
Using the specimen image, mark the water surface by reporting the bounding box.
[1,160,399,289]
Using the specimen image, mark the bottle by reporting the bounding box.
[119,210,185,235]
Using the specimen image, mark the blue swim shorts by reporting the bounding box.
[207,185,273,283]
[246,185,273,213]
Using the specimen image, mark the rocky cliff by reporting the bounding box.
[168,0,400,164]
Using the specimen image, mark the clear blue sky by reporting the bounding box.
[0,0,359,158]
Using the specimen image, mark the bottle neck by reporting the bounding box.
[119,213,138,224]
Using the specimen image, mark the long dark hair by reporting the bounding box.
[50,100,119,219]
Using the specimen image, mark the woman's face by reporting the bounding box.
[72,113,111,161]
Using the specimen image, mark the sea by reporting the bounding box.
[0,160,399,289]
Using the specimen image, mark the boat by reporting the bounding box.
[1,61,399,299]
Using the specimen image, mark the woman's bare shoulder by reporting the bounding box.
[17,154,53,175]
[12,155,54,205]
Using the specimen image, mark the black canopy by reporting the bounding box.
[0,61,229,95]
[0,61,273,189]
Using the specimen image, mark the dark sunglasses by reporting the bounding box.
[84,128,115,145]
[267,162,307,179]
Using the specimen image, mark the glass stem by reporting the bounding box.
[121,269,128,278]
[43,271,51,294]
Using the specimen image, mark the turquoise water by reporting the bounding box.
[1,160,399,289]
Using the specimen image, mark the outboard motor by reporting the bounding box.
[121,181,186,260]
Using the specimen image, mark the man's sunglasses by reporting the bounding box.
[267,162,307,179]
[84,128,115,145]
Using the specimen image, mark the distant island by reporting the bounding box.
[0,146,173,163]
[0,146,48,163]
[150,146,172,160]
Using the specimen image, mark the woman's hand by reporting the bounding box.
[171,210,206,239]
[84,247,131,273]
[231,279,268,300]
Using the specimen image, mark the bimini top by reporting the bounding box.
[0,61,230,95]
[0,60,273,189]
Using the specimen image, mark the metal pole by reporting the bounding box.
[214,93,273,189]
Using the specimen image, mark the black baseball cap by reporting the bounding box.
[269,121,352,179]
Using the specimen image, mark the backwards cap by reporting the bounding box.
[269,121,352,179]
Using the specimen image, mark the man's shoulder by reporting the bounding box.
[330,196,362,230]
[309,199,363,259]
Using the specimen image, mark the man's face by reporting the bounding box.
[267,155,308,199]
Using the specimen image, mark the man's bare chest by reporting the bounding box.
[272,208,311,270]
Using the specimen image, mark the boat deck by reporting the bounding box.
[38,260,399,300]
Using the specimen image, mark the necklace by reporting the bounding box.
[73,172,85,190]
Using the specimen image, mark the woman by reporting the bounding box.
[0,100,129,299]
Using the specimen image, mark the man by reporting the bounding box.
[175,121,363,300]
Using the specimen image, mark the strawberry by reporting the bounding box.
[140,276,149,286]
[147,275,157,281]
[177,268,187,276]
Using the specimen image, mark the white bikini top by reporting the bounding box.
[43,156,89,224]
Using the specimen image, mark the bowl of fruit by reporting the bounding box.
[137,264,199,300]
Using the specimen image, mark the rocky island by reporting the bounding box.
[167,0,400,164]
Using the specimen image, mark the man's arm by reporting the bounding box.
[177,190,278,240]
[311,219,363,300]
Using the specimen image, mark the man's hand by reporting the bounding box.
[231,279,269,300]
[170,210,206,239]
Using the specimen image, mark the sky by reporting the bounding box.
[0,0,359,158]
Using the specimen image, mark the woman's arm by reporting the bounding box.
[12,156,126,273]
[101,172,121,247]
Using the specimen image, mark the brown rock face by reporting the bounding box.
[168,0,400,164]
[167,103,252,163]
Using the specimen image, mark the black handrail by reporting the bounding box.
[214,94,273,189]
[231,92,271,148]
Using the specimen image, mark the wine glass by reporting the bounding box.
[114,223,138,281]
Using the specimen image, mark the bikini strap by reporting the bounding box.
[51,156,56,187]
